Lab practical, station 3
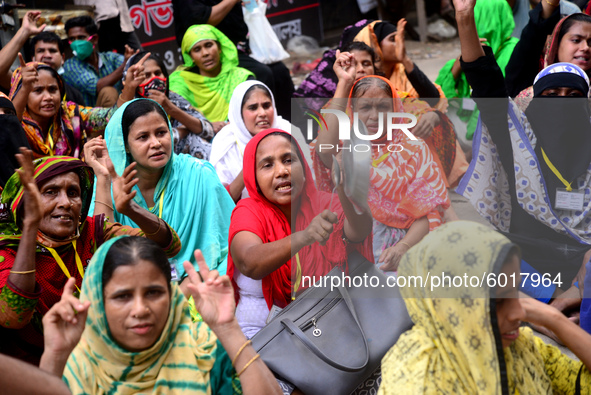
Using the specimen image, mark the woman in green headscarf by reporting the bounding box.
[435,0,518,141]
[38,236,281,394]
[378,221,591,394]
[169,25,253,127]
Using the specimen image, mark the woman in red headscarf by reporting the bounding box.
[227,128,373,340]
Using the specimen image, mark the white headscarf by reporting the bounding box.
[210,80,291,198]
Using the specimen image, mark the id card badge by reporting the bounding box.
[170,261,180,282]
[266,305,283,324]
[555,188,585,211]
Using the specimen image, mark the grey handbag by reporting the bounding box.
[251,251,413,395]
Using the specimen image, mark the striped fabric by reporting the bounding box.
[63,236,241,394]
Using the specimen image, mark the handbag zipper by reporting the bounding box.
[299,297,340,331]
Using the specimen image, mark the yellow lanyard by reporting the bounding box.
[158,188,165,218]
[46,240,84,293]
[46,127,55,156]
[292,252,302,301]
[541,148,573,191]
[372,152,389,168]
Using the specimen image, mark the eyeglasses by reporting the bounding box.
[68,34,95,45]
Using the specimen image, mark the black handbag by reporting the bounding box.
[251,251,413,395]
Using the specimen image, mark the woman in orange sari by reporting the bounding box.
[314,67,450,271]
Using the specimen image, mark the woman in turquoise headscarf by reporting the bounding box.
[169,24,253,125]
[94,98,235,285]
[435,0,518,141]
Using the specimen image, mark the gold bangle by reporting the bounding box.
[329,102,347,110]
[94,199,114,211]
[237,354,260,376]
[232,339,252,366]
[10,269,36,274]
[398,241,412,250]
[545,0,559,6]
[143,218,162,236]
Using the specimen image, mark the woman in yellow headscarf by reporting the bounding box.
[379,221,591,394]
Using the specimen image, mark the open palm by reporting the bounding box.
[183,251,235,328]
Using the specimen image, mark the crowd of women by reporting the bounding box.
[0,0,591,393]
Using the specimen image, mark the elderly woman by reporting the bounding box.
[378,221,591,394]
[169,24,253,125]
[314,73,450,271]
[39,236,281,394]
[0,149,180,364]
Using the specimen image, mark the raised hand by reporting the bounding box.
[333,49,357,84]
[83,137,114,179]
[145,90,171,113]
[15,148,42,226]
[451,0,477,15]
[42,277,90,358]
[395,18,407,64]
[183,250,235,330]
[21,10,46,36]
[124,52,151,93]
[123,44,140,63]
[18,53,38,93]
[110,162,139,216]
[303,209,338,246]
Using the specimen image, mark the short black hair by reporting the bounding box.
[65,15,98,37]
[102,237,172,291]
[30,31,65,54]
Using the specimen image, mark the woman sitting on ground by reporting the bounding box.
[0,149,180,364]
[454,0,591,327]
[99,98,234,284]
[228,128,373,339]
[379,221,591,394]
[169,24,253,126]
[39,236,281,394]
[314,71,450,271]
[121,51,216,160]
[210,80,292,202]
[8,54,145,159]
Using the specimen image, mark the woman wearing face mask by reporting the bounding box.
[9,54,144,159]
[39,236,281,394]
[378,221,591,394]
[121,51,215,160]
[455,0,591,321]
[169,25,253,126]
[209,80,292,202]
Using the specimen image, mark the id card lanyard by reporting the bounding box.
[541,148,585,211]
[46,240,84,293]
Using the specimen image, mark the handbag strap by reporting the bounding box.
[280,285,369,372]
